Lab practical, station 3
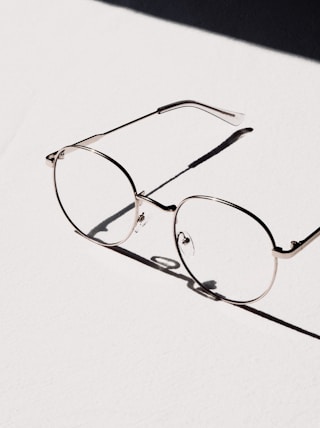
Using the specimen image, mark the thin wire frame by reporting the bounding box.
[53,144,278,305]
[46,99,320,305]
[173,196,278,305]
[53,145,140,247]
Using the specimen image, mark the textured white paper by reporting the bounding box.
[0,1,319,427]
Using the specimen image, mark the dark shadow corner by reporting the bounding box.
[96,0,320,62]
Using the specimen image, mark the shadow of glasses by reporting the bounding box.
[77,127,319,341]
[109,245,320,341]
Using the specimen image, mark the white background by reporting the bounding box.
[0,1,319,426]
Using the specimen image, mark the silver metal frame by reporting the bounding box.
[272,228,320,259]
[46,99,320,305]
[53,145,140,247]
[46,100,243,165]
[173,196,278,305]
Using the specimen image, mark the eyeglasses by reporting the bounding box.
[46,100,320,305]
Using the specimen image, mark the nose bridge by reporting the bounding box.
[137,192,177,213]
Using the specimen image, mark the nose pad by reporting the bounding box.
[134,211,149,233]
[177,231,195,256]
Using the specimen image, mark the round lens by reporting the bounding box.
[174,197,277,304]
[54,146,138,246]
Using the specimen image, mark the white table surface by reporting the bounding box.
[1,1,319,427]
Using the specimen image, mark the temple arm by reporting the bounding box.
[46,100,244,165]
[273,227,320,259]
[158,100,244,126]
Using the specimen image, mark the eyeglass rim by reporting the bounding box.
[53,144,140,247]
[173,195,278,305]
[53,146,278,304]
